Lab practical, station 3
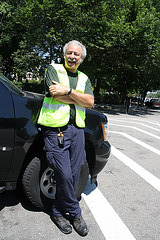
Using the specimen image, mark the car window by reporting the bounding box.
[0,73,25,96]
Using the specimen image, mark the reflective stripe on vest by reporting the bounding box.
[38,64,88,128]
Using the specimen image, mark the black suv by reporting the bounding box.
[0,73,111,210]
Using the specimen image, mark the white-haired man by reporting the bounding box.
[38,40,94,236]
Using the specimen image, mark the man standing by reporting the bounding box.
[124,93,132,114]
[38,40,94,236]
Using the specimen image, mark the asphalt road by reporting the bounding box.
[0,105,160,240]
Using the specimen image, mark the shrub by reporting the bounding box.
[14,80,44,94]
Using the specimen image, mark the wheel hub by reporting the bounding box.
[40,167,56,199]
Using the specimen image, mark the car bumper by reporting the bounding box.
[92,141,111,177]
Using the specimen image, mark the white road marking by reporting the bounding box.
[111,145,160,192]
[108,117,160,127]
[109,123,160,140]
[108,119,160,132]
[84,115,160,239]
[109,130,160,156]
[82,182,136,240]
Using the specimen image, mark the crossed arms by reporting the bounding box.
[49,81,94,109]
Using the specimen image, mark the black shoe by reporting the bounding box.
[72,216,89,236]
[51,214,72,234]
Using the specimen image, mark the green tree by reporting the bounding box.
[1,0,160,99]
[73,0,160,99]
[12,40,42,81]
[0,1,22,76]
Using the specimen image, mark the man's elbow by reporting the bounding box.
[87,96,94,109]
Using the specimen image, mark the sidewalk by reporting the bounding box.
[93,104,148,115]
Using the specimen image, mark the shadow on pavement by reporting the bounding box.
[93,104,160,116]
[0,190,42,213]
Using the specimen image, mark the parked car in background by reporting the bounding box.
[150,98,160,108]
[0,73,111,210]
[145,98,160,108]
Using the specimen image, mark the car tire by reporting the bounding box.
[22,157,89,210]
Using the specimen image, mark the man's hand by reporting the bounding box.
[49,81,94,109]
[49,81,70,96]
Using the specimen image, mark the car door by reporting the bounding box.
[0,80,15,182]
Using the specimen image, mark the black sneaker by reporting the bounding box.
[51,214,72,234]
[72,216,89,236]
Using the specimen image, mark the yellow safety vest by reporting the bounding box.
[38,63,88,128]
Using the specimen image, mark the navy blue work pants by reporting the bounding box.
[42,124,86,218]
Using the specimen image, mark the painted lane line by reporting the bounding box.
[111,145,160,192]
[109,123,160,140]
[82,182,136,240]
[108,117,160,127]
[108,119,160,132]
[109,130,160,156]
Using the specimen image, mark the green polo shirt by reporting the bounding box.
[44,64,94,122]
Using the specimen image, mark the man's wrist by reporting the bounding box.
[66,87,72,96]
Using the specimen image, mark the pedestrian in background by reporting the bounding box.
[124,93,132,114]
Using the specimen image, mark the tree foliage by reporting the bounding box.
[0,0,160,98]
